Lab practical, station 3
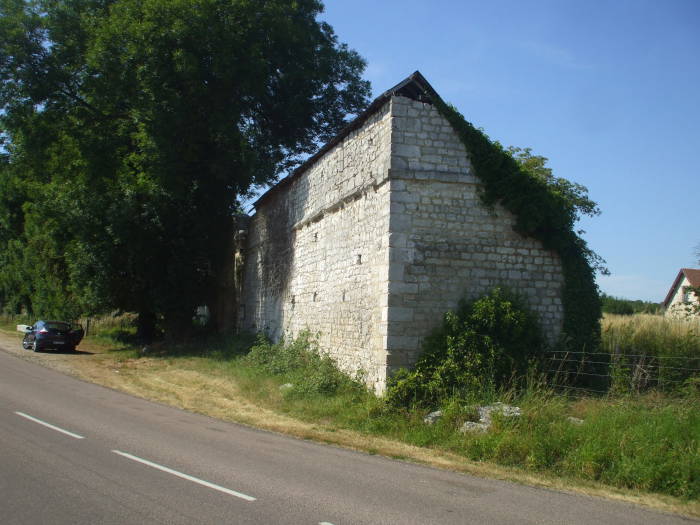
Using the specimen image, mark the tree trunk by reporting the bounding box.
[164,311,193,342]
[136,311,156,344]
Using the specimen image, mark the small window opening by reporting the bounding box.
[356,254,362,265]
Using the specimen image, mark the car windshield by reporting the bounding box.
[44,322,70,331]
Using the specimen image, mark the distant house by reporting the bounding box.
[663,268,700,318]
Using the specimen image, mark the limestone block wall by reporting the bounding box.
[240,101,393,387]
[240,93,567,391]
[384,96,565,371]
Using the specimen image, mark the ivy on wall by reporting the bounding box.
[433,100,603,352]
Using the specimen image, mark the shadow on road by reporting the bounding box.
[30,348,95,356]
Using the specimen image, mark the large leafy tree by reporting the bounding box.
[0,0,370,339]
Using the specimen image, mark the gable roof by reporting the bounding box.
[663,268,700,307]
[253,71,441,209]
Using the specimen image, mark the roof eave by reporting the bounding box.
[252,71,441,210]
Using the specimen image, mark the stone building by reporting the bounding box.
[239,72,565,392]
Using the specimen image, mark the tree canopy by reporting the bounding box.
[0,0,371,339]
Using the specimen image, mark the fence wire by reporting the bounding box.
[545,350,700,396]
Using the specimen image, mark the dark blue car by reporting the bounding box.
[21,320,84,352]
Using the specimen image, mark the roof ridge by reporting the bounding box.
[252,71,440,209]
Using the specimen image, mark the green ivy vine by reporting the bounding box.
[432,99,603,353]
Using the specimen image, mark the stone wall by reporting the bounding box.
[240,94,566,392]
[384,96,565,372]
[240,101,393,387]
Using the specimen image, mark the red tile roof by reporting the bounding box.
[684,268,700,287]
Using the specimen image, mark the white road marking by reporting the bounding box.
[112,450,256,501]
[320,522,336,525]
[15,411,85,440]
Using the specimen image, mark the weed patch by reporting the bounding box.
[386,288,543,408]
[244,332,366,397]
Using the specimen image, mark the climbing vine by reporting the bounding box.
[433,100,604,353]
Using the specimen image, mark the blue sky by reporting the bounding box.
[317,0,699,302]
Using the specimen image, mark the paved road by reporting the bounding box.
[0,346,694,524]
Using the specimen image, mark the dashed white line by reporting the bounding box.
[111,450,256,501]
[319,522,336,525]
[15,411,85,439]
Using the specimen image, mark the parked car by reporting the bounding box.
[21,320,84,352]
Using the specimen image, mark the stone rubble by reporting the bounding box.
[423,410,443,425]
[460,421,490,433]
[459,402,522,433]
[424,403,586,433]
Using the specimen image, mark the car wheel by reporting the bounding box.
[67,345,76,353]
[21,336,29,350]
[32,340,39,352]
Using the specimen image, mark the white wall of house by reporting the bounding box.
[665,275,700,318]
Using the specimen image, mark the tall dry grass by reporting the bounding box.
[602,314,700,358]
[599,314,700,394]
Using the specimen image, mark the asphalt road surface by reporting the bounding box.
[0,346,694,525]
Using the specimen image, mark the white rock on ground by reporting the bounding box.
[423,410,443,425]
[460,421,490,433]
[460,402,522,433]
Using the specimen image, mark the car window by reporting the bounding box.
[44,322,71,331]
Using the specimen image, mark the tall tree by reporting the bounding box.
[0,0,370,339]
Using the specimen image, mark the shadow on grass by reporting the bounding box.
[96,329,260,362]
[145,331,258,360]
[94,328,139,346]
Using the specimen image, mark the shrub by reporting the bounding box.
[386,288,544,408]
[244,331,363,396]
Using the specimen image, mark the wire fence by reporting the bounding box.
[546,349,700,396]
